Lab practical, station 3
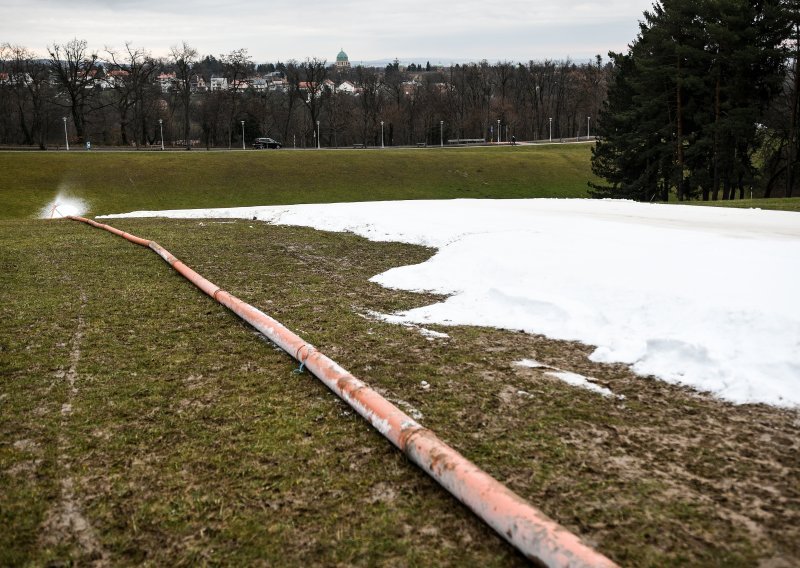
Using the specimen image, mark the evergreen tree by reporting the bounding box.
[591,0,788,201]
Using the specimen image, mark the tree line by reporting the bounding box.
[0,39,609,150]
[591,0,800,200]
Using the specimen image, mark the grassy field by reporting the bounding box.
[2,146,799,566]
[683,196,800,212]
[0,145,597,220]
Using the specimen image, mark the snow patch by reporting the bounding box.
[363,310,449,339]
[515,359,547,369]
[105,199,800,408]
[545,371,618,399]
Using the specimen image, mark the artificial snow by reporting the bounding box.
[103,199,800,408]
[544,371,618,399]
[514,358,623,399]
[363,309,450,339]
[514,359,547,369]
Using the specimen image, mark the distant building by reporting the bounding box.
[103,69,129,89]
[209,76,228,92]
[191,75,207,93]
[157,72,177,93]
[336,48,350,69]
[337,80,356,94]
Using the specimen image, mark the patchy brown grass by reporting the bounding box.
[1,217,798,567]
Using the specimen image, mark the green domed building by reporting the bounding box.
[336,48,350,69]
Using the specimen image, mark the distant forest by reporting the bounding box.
[591,0,800,200]
[0,40,606,151]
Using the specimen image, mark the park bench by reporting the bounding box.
[353,143,366,149]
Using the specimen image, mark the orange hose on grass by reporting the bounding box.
[68,215,618,568]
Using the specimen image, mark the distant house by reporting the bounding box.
[337,80,356,94]
[209,76,228,91]
[268,78,288,93]
[231,79,250,92]
[82,68,103,89]
[190,75,207,92]
[249,77,268,92]
[0,72,32,86]
[101,69,131,89]
[157,72,177,93]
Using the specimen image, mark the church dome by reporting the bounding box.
[336,49,349,62]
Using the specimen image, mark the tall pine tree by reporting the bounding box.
[591,0,788,201]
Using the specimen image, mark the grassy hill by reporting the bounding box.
[0,145,597,220]
[3,216,798,566]
[3,145,799,565]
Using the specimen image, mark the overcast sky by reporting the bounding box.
[3,0,653,64]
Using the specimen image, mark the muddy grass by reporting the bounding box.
[1,218,798,567]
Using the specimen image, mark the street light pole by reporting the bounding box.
[241,120,245,149]
[159,119,164,150]
[381,120,384,149]
[317,120,320,149]
[497,119,501,143]
[440,120,443,147]
[63,117,69,151]
[587,116,591,140]
[549,117,552,142]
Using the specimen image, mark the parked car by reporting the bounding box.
[253,137,282,149]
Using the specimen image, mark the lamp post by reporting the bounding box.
[317,120,320,149]
[381,120,384,149]
[587,116,591,140]
[440,120,443,147]
[549,117,552,142]
[62,117,69,150]
[497,119,501,143]
[159,119,164,150]
[241,120,245,149]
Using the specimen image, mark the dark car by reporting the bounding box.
[253,137,282,149]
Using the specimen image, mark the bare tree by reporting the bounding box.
[2,44,54,148]
[220,48,253,148]
[287,58,327,146]
[354,66,384,145]
[170,41,198,149]
[48,38,99,143]
[106,43,159,146]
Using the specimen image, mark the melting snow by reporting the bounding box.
[104,198,800,408]
[544,371,618,399]
[515,359,547,369]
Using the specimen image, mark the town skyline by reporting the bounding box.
[2,0,653,63]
